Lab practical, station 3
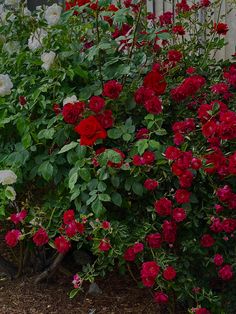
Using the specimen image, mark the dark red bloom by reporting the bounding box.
[54,236,71,254]
[165,146,182,160]
[124,247,136,261]
[143,70,167,95]
[62,102,85,124]
[146,233,162,248]
[141,261,160,287]
[10,209,27,225]
[102,221,110,230]
[65,221,78,238]
[213,254,224,266]
[75,116,107,146]
[168,50,183,62]
[98,238,111,251]
[214,22,229,35]
[133,242,144,254]
[159,11,173,26]
[172,25,185,35]
[218,264,233,280]
[195,309,211,314]
[63,209,75,225]
[163,266,176,280]
[103,80,123,99]
[96,110,114,129]
[5,229,21,247]
[136,128,149,139]
[154,197,172,216]
[172,207,186,222]
[144,96,162,114]
[144,179,159,190]
[53,103,61,115]
[200,234,215,248]
[89,96,105,113]
[134,86,154,105]
[175,189,191,204]
[154,291,169,304]
[33,228,49,246]
[19,96,27,106]
[162,220,177,243]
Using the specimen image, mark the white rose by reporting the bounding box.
[45,4,62,26]
[3,41,20,55]
[0,170,17,185]
[63,95,77,106]
[28,28,48,51]
[0,74,13,97]
[41,51,56,71]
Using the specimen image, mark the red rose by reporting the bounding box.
[10,209,27,225]
[191,157,202,170]
[163,266,176,280]
[146,233,162,248]
[214,22,229,35]
[76,222,85,234]
[124,247,136,261]
[141,261,160,287]
[175,189,191,204]
[65,221,78,238]
[162,220,177,243]
[98,238,111,251]
[63,209,75,225]
[101,221,110,230]
[33,228,49,246]
[144,179,159,190]
[136,128,149,139]
[165,146,182,160]
[143,70,167,95]
[172,207,186,222]
[103,80,123,99]
[53,103,61,115]
[159,11,173,26]
[218,264,233,280]
[213,254,224,266]
[143,151,155,164]
[179,170,194,188]
[134,86,154,105]
[154,197,172,216]
[75,116,107,146]
[172,25,185,35]
[89,96,105,113]
[62,102,85,124]
[5,229,21,247]
[54,236,71,254]
[133,242,144,254]
[96,110,114,129]
[167,50,182,62]
[154,291,169,304]
[200,234,215,248]
[144,96,162,114]
[222,218,236,233]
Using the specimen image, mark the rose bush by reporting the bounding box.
[0,0,236,312]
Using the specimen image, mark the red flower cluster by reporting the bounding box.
[171,75,206,102]
[75,116,107,146]
[33,228,49,247]
[62,209,85,238]
[224,64,236,88]
[133,151,155,166]
[213,22,229,35]
[123,242,144,261]
[5,229,21,247]
[62,102,85,124]
[141,261,160,287]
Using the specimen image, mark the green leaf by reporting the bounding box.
[132,182,143,196]
[98,149,122,167]
[58,142,78,154]
[38,128,55,140]
[69,289,79,299]
[155,129,167,136]
[38,161,53,181]
[22,133,32,149]
[91,198,106,217]
[111,192,122,206]
[79,168,91,182]
[69,170,78,190]
[122,133,132,142]
[107,128,122,139]
[136,139,148,155]
[98,193,111,202]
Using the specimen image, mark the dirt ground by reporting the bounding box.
[0,272,162,314]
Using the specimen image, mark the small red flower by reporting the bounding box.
[63,209,75,225]
[172,207,186,222]
[19,96,27,106]
[133,242,144,254]
[89,96,105,113]
[33,228,49,247]
[103,80,123,99]
[154,291,169,304]
[54,236,71,254]
[213,254,224,266]
[214,22,229,35]
[144,179,159,190]
[175,189,191,204]
[62,102,85,124]
[124,247,136,261]
[146,233,162,248]
[75,116,107,146]
[200,234,215,248]
[155,197,172,216]
[163,266,176,281]
[98,238,111,251]
[10,209,27,225]
[5,229,21,247]
[101,221,110,230]
[218,264,233,280]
